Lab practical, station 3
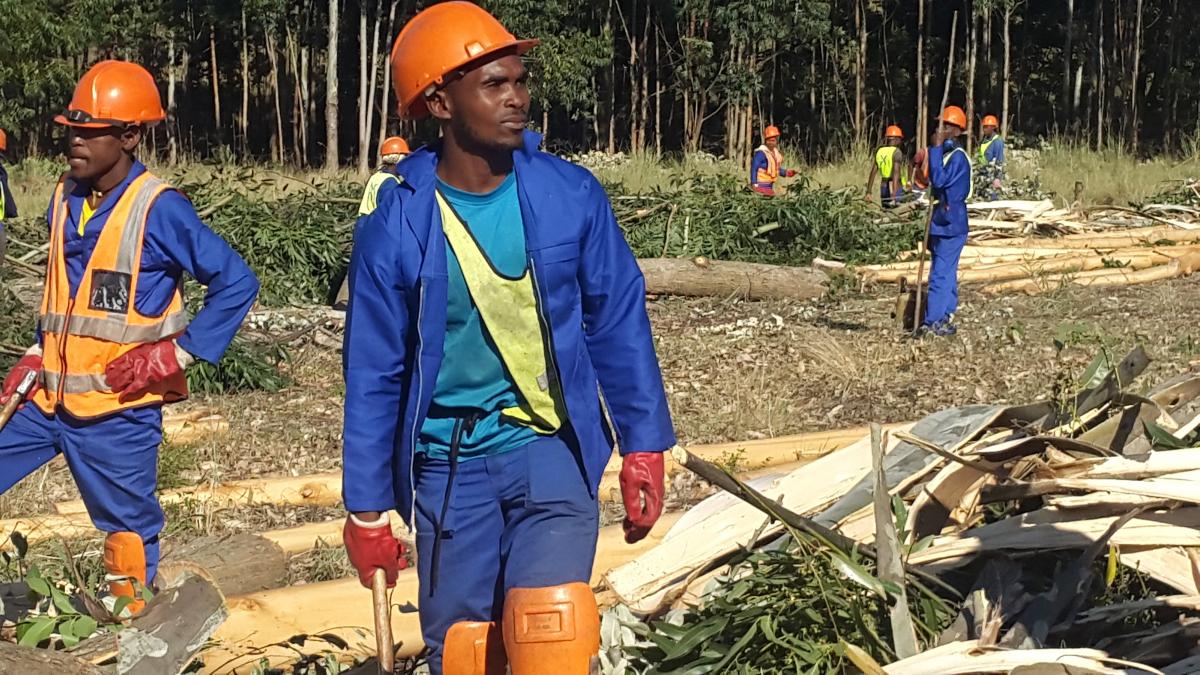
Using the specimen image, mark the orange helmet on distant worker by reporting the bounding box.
[981,114,999,129]
[380,136,410,157]
[885,125,903,139]
[0,129,7,152]
[390,2,539,120]
[940,105,967,130]
[763,125,781,140]
[55,60,165,128]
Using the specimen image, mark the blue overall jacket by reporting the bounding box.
[341,131,676,522]
[928,140,972,238]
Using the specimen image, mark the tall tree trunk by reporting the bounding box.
[1129,0,1144,153]
[592,75,602,150]
[1063,0,1075,134]
[639,6,651,153]
[168,36,178,165]
[854,0,866,143]
[1096,0,1105,149]
[1001,2,1012,137]
[241,7,250,155]
[916,0,926,147]
[966,4,978,152]
[267,32,286,164]
[377,0,399,150]
[325,0,341,169]
[606,0,616,153]
[358,0,370,174]
[210,24,222,144]
[654,26,663,155]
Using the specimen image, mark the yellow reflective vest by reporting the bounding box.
[434,191,565,433]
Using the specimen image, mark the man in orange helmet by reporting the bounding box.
[0,61,259,613]
[919,105,972,337]
[340,3,675,674]
[866,125,908,208]
[0,128,18,265]
[750,125,796,196]
[334,136,413,309]
[978,114,1005,200]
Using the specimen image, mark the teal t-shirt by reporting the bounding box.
[417,173,540,461]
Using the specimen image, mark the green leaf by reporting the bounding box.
[25,565,50,598]
[1144,420,1191,450]
[829,553,888,598]
[18,616,56,647]
[73,614,98,637]
[50,585,76,615]
[661,617,730,661]
[1079,350,1113,389]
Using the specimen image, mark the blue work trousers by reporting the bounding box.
[414,435,599,675]
[0,405,165,580]
[881,183,905,208]
[923,233,968,326]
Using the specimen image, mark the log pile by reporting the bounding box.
[860,199,1200,295]
[606,345,1200,672]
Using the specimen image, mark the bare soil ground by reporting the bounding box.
[4,278,1200,582]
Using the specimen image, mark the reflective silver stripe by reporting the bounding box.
[41,371,112,394]
[114,176,168,274]
[40,311,188,343]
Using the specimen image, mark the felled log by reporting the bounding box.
[69,568,226,674]
[0,642,106,674]
[975,225,1200,249]
[55,425,884,517]
[907,507,1200,568]
[160,533,288,596]
[882,639,1150,674]
[979,256,1197,295]
[982,469,1200,505]
[636,257,827,301]
[200,514,681,673]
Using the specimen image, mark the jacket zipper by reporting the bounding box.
[527,258,568,421]
[57,297,75,403]
[409,282,426,520]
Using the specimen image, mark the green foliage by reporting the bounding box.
[15,564,120,649]
[187,338,292,395]
[611,174,922,266]
[176,168,360,306]
[625,535,951,673]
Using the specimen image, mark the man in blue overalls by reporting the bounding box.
[0,128,18,266]
[339,3,675,674]
[0,61,258,612]
[922,105,972,337]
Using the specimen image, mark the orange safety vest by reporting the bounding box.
[33,172,189,419]
[755,145,783,185]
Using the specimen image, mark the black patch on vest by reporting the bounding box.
[89,270,131,313]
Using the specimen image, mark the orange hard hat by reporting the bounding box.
[390,2,538,120]
[0,129,6,152]
[940,105,967,130]
[380,136,410,157]
[981,114,999,128]
[764,125,781,140]
[885,125,903,139]
[55,60,165,128]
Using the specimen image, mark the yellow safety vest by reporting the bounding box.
[358,171,402,216]
[435,191,564,434]
[978,136,1000,165]
[875,146,909,189]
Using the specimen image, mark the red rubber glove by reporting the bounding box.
[1,354,42,405]
[344,514,407,588]
[105,341,187,402]
[786,169,797,178]
[620,452,665,544]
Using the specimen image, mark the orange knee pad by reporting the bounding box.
[443,621,506,675]
[502,582,600,675]
[103,532,146,613]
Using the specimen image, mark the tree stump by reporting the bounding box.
[160,533,287,596]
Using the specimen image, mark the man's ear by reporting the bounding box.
[121,125,143,153]
[426,89,452,122]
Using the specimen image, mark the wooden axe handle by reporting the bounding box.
[372,568,395,674]
[0,369,37,431]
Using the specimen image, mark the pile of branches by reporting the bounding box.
[611,345,1200,673]
[608,174,923,267]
